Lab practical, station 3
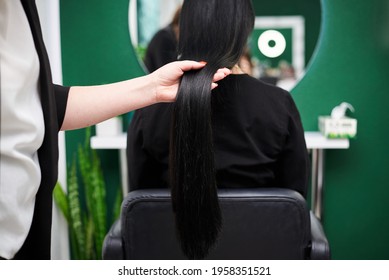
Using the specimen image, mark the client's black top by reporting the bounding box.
[127,74,309,197]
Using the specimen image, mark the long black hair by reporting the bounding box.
[170,0,255,259]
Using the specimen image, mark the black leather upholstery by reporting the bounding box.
[103,188,330,260]
[309,212,331,259]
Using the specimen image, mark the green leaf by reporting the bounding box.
[68,159,86,259]
[53,182,70,222]
[54,126,111,260]
[90,150,107,259]
[112,187,123,222]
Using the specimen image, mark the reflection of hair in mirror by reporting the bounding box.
[143,5,181,73]
[170,0,255,259]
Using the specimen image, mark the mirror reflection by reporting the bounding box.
[129,0,321,91]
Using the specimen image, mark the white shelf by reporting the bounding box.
[90,133,127,149]
[304,131,349,150]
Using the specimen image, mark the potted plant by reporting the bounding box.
[54,127,121,259]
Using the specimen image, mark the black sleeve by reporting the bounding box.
[275,93,310,198]
[54,84,70,130]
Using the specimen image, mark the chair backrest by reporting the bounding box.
[119,188,311,260]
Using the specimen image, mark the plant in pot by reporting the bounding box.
[54,127,121,259]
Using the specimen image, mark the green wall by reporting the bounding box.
[293,0,389,259]
[60,0,144,221]
[60,0,389,259]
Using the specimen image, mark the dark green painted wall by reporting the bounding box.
[60,0,389,259]
[60,0,144,220]
[293,0,389,259]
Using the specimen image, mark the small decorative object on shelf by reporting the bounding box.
[319,102,357,139]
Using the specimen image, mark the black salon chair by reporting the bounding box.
[102,188,330,260]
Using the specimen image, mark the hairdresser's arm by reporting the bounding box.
[61,61,230,130]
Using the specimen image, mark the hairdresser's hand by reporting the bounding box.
[150,60,231,103]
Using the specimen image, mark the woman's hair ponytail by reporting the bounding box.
[170,65,221,260]
[170,0,255,259]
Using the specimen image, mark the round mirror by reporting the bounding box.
[128,0,321,91]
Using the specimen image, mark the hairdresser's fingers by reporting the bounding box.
[151,61,196,103]
[211,83,219,90]
[176,60,207,72]
[213,68,231,83]
[177,62,232,80]
[154,61,206,87]
[176,61,232,81]
[152,61,230,103]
